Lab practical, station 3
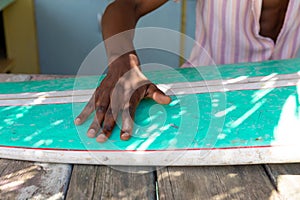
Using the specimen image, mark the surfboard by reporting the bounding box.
[0,59,300,166]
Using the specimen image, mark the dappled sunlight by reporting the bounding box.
[31,96,47,105]
[33,91,55,97]
[139,112,162,126]
[136,124,158,138]
[160,124,171,131]
[275,174,300,198]
[125,140,143,150]
[24,131,41,142]
[22,118,65,147]
[260,73,278,81]
[217,133,227,140]
[136,131,161,150]
[261,79,276,89]
[122,94,200,151]
[210,77,300,152]
[51,120,64,126]
[159,170,183,180]
[223,75,248,84]
[122,98,184,150]
[4,118,14,126]
[273,94,300,145]
[227,99,266,129]
[15,113,24,119]
[1,106,17,112]
[33,139,54,147]
[34,193,64,200]
[0,69,298,159]
[251,88,274,103]
[167,138,178,147]
[226,173,238,178]
[175,91,185,95]
[132,98,180,136]
[17,106,33,112]
[2,106,33,127]
[168,99,180,106]
[178,110,187,116]
[214,105,236,118]
[0,103,74,151]
[298,80,300,104]
[114,187,152,200]
[211,187,244,200]
[0,166,40,193]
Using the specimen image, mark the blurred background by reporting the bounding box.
[0,0,197,75]
[1,0,299,75]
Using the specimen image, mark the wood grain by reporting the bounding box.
[66,165,156,200]
[157,166,282,200]
[0,160,71,200]
[0,74,31,82]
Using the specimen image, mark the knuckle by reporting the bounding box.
[103,125,113,133]
[78,113,86,118]
[96,105,106,113]
[87,102,94,110]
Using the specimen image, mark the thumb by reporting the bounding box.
[145,84,171,104]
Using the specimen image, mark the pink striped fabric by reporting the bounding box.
[182,0,300,67]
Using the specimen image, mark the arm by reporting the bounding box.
[102,0,168,60]
[75,0,171,142]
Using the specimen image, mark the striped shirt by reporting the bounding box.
[182,0,300,67]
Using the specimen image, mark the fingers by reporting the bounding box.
[86,94,110,139]
[120,91,140,141]
[145,84,171,105]
[74,95,95,125]
[120,108,134,141]
[96,105,119,143]
[77,82,170,143]
[86,106,107,138]
[86,116,100,138]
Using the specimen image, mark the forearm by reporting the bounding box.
[101,0,167,62]
[76,0,171,142]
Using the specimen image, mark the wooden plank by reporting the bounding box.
[0,160,71,199]
[157,166,282,200]
[0,74,31,82]
[265,164,300,199]
[0,74,72,199]
[66,165,156,200]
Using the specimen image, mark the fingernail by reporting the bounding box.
[74,118,81,125]
[96,134,108,143]
[121,132,130,140]
[87,129,96,137]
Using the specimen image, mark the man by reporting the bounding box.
[74,0,300,142]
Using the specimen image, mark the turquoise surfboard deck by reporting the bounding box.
[0,59,300,165]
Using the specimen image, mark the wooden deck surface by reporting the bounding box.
[0,74,300,200]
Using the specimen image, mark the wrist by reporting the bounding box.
[108,52,140,71]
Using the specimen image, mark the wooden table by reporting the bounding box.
[0,74,300,200]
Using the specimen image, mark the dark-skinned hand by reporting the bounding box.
[74,53,171,142]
